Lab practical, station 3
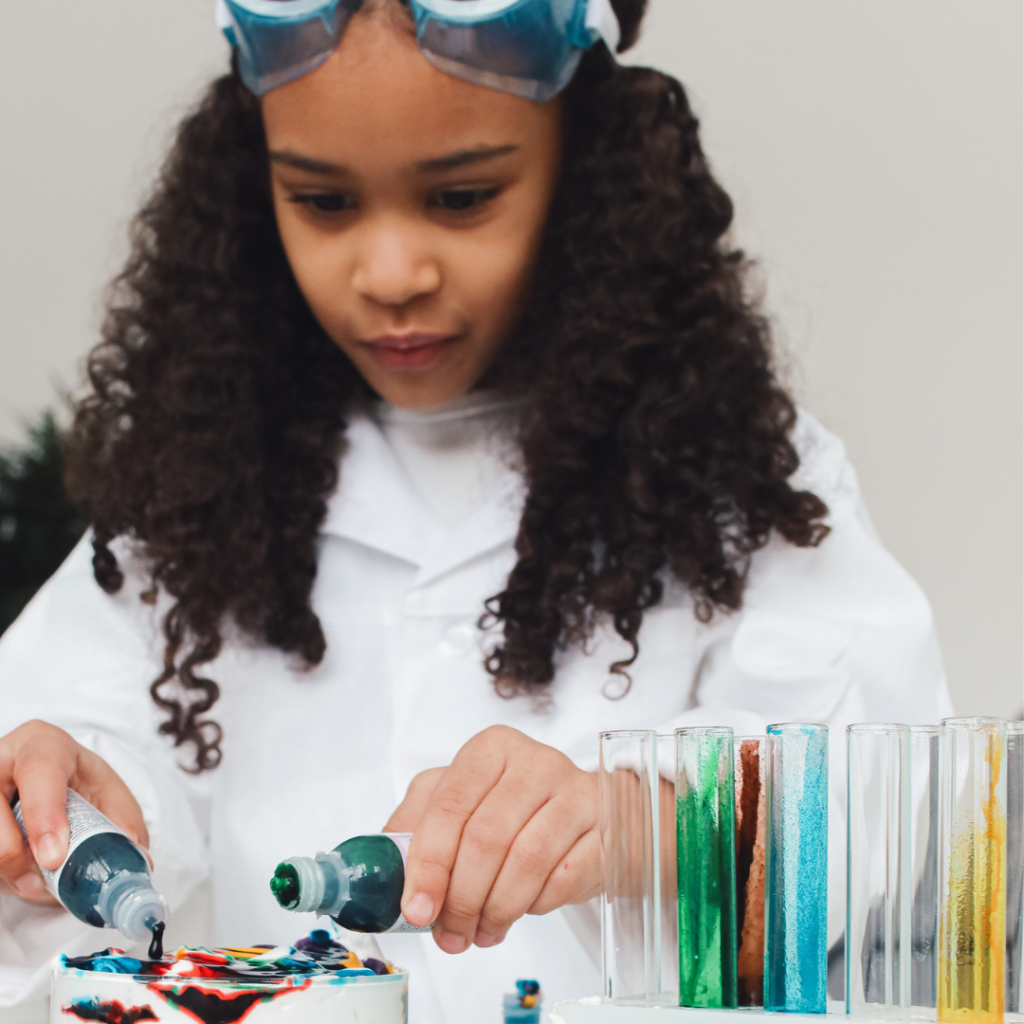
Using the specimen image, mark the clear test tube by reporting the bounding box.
[676,726,738,1008]
[1006,722,1023,1020]
[909,724,941,1018]
[735,735,767,1007]
[599,729,661,1004]
[847,723,911,1016]
[938,717,1008,1024]
[657,734,679,1006]
[764,722,829,1014]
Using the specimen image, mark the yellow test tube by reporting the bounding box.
[938,717,1007,1024]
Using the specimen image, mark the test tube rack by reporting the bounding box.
[592,719,1023,1024]
[551,1002,860,1023]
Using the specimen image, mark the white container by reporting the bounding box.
[50,957,408,1024]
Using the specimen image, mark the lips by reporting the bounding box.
[358,332,458,372]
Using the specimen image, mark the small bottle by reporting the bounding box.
[12,788,169,946]
[270,833,430,933]
[503,980,543,1023]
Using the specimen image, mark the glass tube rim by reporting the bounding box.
[846,721,909,735]
[675,725,735,738]
[939,715,1007,732]
[766,721,828,735]
[908,723,939,734]
[1007,719,1024,735]
[599,728,657,740]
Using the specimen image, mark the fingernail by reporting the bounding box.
[474,931,499,948]
[14,872,45,898]
[34,833,62,869]
[405,893,434,925]
[438,931,468,954]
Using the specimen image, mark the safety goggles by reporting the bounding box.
[216,0,620,102]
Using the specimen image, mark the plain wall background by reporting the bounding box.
[0,0,1021,718]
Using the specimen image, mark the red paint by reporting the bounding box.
[148,979,310,1024]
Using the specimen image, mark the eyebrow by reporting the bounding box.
[268,144,519,177]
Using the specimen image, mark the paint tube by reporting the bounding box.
[271,832,431,933]
[12,788,168,945]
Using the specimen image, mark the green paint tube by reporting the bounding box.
[676,726,738,1008]
[270,832,431,933]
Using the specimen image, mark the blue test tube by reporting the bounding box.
[764,723,829,1014]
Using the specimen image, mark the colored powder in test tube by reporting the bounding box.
[764,723,829,1014]
[676,727,738,1008]
[938,718,1007,1024]
[1007,722,1022,1017]
[735,737,766,1006]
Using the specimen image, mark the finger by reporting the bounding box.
[432,776,551,952]
[12,739,77,871]
[0,802,48,900]
[527,827,602,917]
[71,750,150,850]
[472,798,592,946]
[384,768,447,834]
[401,745,511,930]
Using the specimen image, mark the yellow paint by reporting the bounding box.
[938,738,1006,1024]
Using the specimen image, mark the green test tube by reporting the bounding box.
[676,726,738,1008]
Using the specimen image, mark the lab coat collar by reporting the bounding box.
[320,410,525,588]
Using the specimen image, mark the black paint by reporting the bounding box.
[154,986,267,1024]
[148,921,165,961]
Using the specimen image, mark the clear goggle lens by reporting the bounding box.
[219,0,619,101]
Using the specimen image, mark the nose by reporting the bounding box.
[351,219,441,308]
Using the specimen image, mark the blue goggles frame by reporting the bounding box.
[217,0,620,101]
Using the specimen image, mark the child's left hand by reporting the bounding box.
[383,726,599,954]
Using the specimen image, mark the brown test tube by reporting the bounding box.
[735,736,766,1006]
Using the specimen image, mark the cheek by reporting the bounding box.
[274,206,353,333]
[449,220,543,335]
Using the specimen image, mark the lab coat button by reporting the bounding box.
[441,622,477,656]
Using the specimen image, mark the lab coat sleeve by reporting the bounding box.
[662,411,952,729]
[0,534,209,1006]
[647,410,953,945]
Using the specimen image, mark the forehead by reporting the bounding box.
[260,10,557,170]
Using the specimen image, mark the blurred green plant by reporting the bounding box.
[0,412,89,635]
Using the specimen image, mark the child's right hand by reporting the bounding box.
[0,721,148,905]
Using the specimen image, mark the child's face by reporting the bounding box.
[263,9,563,410]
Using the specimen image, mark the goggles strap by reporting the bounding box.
[585,0,621,54]
[215,0,236,44]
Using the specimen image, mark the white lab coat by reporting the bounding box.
[0,408,951,1021]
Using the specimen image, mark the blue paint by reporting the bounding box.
[764,723,828,1013]
[329,969,377,983]
[62,952,144,975]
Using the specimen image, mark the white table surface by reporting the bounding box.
[0,1000,46,1024]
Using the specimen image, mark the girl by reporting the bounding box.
[0,0,950,1018]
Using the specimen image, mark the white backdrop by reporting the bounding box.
[0,1,1020,718]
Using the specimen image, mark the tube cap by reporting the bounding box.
[110,884,169,943]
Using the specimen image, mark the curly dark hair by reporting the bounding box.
[66,0,828,771]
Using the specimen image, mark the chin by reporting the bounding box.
[374,379,472,411]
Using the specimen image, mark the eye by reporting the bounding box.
[431,187,500,212]
[290,193,356,214]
